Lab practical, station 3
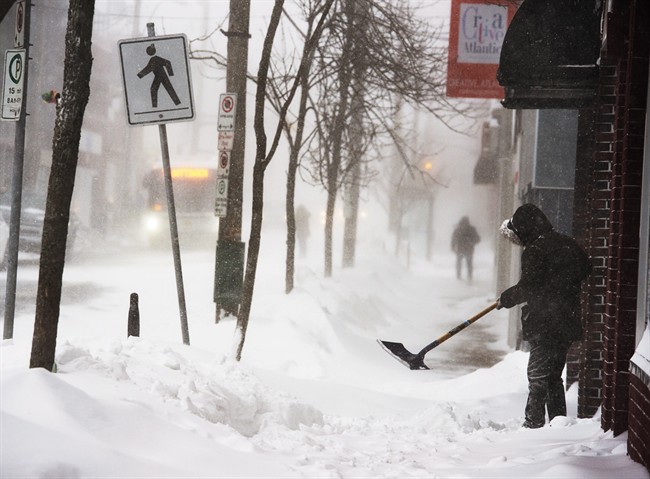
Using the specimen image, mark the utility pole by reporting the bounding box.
[214,0,250,320]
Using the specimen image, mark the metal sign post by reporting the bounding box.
[157,121,190,345]
[118,23,193,345]
[3,0,30,340]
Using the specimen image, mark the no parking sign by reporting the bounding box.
[217,150,230,177]
[217,93,237,131]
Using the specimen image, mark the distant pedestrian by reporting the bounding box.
[451,216,480,281]
[295,204,311,257]
[497,203,591,429]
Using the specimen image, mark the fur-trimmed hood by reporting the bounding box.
[502,204,553,247]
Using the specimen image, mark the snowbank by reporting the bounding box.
[2,242,648,478]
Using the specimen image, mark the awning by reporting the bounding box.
[497,0,603,109]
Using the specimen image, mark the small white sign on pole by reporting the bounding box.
[217,93,237,131]
[2,49,25,121]
[118,34,194,125]
[217,150,231,178]
[215,178,229,217]
[217,130,235,151]
[14,1,25,48]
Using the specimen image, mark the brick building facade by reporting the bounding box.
[497,0,649,471]
[579,0,649,466]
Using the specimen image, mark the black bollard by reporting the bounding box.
[128,293,140,338]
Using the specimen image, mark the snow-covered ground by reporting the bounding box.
[1,229,648,478]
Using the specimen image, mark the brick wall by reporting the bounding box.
[601,0,648,437]
[576,0,650,455]
[579,0,649,442]
[629,368,650,469]
[627,276,650,446]
[578,63,615,418]
[622,0,650,468]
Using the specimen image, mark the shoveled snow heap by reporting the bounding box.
[1,237,648,479]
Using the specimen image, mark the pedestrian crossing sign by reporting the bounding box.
[118,34,194,125]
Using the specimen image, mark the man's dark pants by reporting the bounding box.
[524,340,573,428]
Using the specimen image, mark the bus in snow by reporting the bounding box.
[141,166,219,247]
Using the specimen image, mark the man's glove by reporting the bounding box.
[497,287,519,309]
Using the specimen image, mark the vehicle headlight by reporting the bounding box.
[144,214,162,232]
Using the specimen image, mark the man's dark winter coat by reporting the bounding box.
[499,204,591,343]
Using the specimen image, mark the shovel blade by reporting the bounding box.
[377,340,429,370]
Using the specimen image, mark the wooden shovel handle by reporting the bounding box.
[417,302,499,358]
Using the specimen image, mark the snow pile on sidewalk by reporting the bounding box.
[1,241,648,478]
[1,337,642,478]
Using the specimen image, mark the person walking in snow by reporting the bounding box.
[451,216,480,281]
[497,203,591,429]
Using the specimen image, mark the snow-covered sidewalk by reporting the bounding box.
[1,236,648,478]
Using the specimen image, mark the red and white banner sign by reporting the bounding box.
[446,0,517,99]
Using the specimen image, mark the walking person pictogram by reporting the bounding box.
[137,44,181,108]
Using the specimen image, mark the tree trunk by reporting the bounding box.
[30,0,95,370]
[286,154,298,293]
[285,20,315,294]
[234,0,285,361]
[342,164,360,267]
[324,186,336,277]
[324,0,355,278]
[341,40,366,268]
[426,192,434,261]
[236,0,334,359]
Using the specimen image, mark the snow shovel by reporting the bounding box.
[377,302,498,370]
